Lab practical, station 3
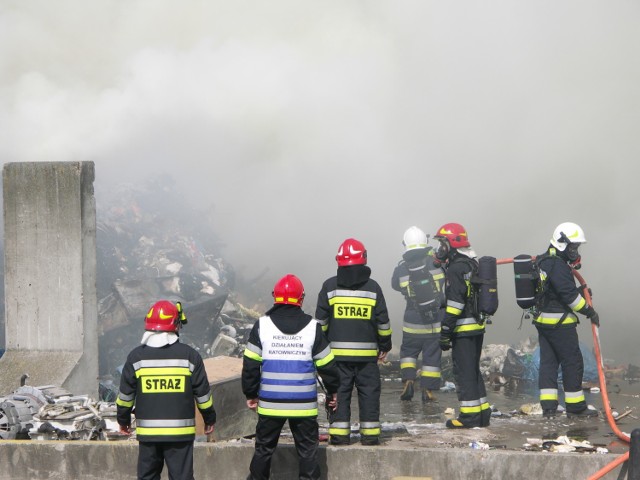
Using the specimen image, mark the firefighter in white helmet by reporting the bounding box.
[534,222,599,418]
[391,226,446,402]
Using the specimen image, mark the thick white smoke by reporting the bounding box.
[1,1,639,362]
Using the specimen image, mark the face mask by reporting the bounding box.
[435,240,449,261]
[566,243,580,262]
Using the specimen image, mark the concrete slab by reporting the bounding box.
[0,350,83,396]
[0,440,626,480]
[196,356,256,441]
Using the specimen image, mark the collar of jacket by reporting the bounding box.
[337,264,371,288]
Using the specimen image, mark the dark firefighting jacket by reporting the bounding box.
[391,248,446,335]
[316,265,392,361]
[116,340,216,442]
[242,304,339,417]
[442,254,484,337]
[534,248,588,329]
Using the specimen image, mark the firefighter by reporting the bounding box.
[391,226,446,402]
[116,300,216,480]
[242,274,339,480]
[435,223,490,429]
[316,238,392,446]
[534,222,600,418]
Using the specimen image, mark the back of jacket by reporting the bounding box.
[116,341,216,442]
[316,265,392,362]
[535,251,586,328]
[392,250,446,331]
[442,255,484,337]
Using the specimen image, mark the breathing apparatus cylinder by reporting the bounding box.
[476,256,498,317]
[513,254,537,309]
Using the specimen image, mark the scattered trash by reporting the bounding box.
[440,381,456,392]
[519,403,543,416]
[469,441,489,450]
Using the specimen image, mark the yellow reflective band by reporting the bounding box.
[565,395,585,404]
[329,297,376,306]
[540,393,558,401]
[573,298,586,311]
[116,398,134,408]
[378,329,392,336]
[197,397,213,410]
[535,317,577,325]
[332,349,377,357]
[403,327,440,334]
[361,428,381,435]
[243,349,263,362]
[258,407,317,417]
[420,371,441,378]
[455,324,484,333]
[141,376,186,393]
[321,324,328,332]
[446,306,462,315]
[135,367,191,378]
[314,352,335,368]
[460,405,482,414]
[329,428,351,435]
[400,363,416,369]
[333,304,372,320]
[137,426,196,436]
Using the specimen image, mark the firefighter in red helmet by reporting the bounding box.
[243,274,339,480]
[434,223,491,429]
[316,238,392,445]
[116,300,216,480]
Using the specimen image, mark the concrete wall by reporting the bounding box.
[0,162,97,396]
[0,441,626,480]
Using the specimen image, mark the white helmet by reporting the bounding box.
[403,226,429,252]
[550,222,586,251]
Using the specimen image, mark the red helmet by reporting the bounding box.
[144,300,187,332]
[434,223,470,249]
[336,238,367,266]
[272,274,305,306]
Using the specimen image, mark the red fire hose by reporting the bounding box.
[496,258,631,479]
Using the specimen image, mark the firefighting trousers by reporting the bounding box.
[137,441,194,480]
[399,333,442,390]
[451,335,490,427]
[536,326,586,413]
[329,361,381,442]
[248,415,320,480]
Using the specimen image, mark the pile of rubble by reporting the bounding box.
[95,179,263,390]
[0,383,113,441]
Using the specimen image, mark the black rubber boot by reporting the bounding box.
[567,407,598,419]
[446,418,479,429]
[361,436,380,446]
[421,388,436,403]
[400,380,415,401]
[329,435,350,445]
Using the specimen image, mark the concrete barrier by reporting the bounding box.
[0,440,625,479]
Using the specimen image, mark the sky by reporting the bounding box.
[1,1,640,363]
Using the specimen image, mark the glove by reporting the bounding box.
[581,305,600,327]
[439,334,452,352]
